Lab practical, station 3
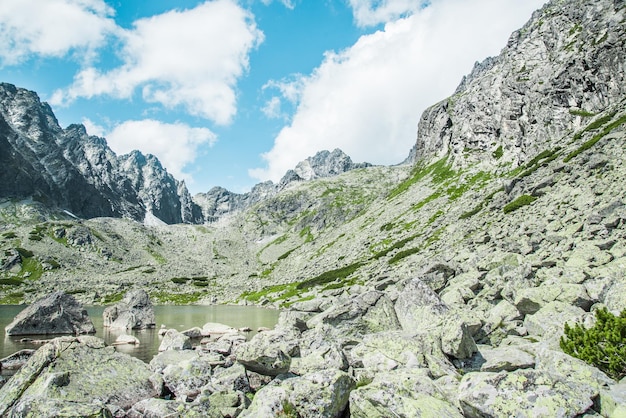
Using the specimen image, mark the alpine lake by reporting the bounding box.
[0,304,279,376]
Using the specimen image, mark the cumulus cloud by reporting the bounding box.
[85,119,216,182]
[348,0,427,27]
[0,0,117,65]
[51,0,264,124]
[250,0,546,183]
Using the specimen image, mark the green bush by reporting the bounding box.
[503,195,537,214]
[560,308,626,380]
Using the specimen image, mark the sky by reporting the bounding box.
[0,0,546,194]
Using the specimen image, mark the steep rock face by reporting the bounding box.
[193,149,369,222]
[0,83,201,224]
[412,0,626,169]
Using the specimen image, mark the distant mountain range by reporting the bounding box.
[0,83,370,224]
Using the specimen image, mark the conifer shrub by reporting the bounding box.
[560,308,626,380]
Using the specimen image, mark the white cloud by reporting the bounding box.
[348,0,427,27]
[0,0,117,65]
[51,0,264,124]
[87,119,217,182]
[250,0,547,183]
[260,0,296,9]
[262,97,283,119]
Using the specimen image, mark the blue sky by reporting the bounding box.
[0,0,546,194]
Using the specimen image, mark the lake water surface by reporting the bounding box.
[0,304,279,373]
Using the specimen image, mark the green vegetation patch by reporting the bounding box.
[565,114,626,162]
[569,108,596,118]
[296,261,364,290]
[492,145,504,159]
[2,232,17,239]
[560,308,626,380]
[0,278,23,286]
[371,233,421,260]
[146,247,167,264]
[15,247,34,258]
[503,195,537,214]
[152,291,204,304]
[387,157,453,200]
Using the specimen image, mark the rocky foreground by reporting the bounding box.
[0,286,624,417]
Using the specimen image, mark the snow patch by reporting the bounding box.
[144,211,166,227]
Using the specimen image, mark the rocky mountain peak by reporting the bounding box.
[290,148,371,182]
[0,83,201,224]
[412,0,625,170]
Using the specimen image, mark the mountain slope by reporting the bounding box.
[0,83,201,224]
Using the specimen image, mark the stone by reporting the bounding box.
[514,284,594,315]
[201,322,238,337]
[523,301,586,339]
[0,349,36,371]
[102,289,155,330]
[479,346,535,372]
[241,369,355,418]
[350,369,463,418]
[458,369,597,418]
[181,326,203,338]
[158,329,192,351]
[394,278,448,332]
[235,337,291,376]
[5,291,95,336]
[161,354,215,400]
[0,336,159,416]
[114,334,140,345]
[306,291,401,339]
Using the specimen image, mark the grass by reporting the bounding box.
[151,291,204,304]
[387,157,453,200]
[503,195,537,214]
[146,247,167,264]
[569,108,596,117]
[371,233,421,260]
[492,145,504,159]
[564,114,626,162]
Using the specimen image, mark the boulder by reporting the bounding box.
[523,301,587,339]
[235,338,291,376]
[5,291,95,336]
[394,278,448,332]
[158,329,192,351]
[306,291,401,340]
[478,346,536,372]
[161,354,215,400]
[241,369,355,418]
[0,349,36,371]
[0,336,159,416]
[350,369,463,418]
[458,369,597,417]
[102,289,155,330]
[114,334,140,345]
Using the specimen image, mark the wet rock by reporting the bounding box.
[5,291,95,336]
[0,349,36,371]
[103,289,155,330]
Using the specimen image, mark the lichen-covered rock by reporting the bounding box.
[306,291,401,339]
[235,339,291,376]
[158,329,192,351]
[241,369,355,418]
[161,354,215,400]
[5,291,95,336]
[103,289,155,330]
[479,346,536,372]
[350,369,463,418]
[523,301,587,339]
[394,278,448,332]
[0,336,159,416]
[458,369,597,417]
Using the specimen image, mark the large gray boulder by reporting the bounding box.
[103,289,155,330]
[5,291,95,336]
[458,369,597,417]
[0,336,159,416]
[350,369,463,418]
[241,369,355,418]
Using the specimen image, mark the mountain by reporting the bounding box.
[0,83,202,224]
[411,0,625,169]
[1,0,626,415]
[193,148,371,222]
